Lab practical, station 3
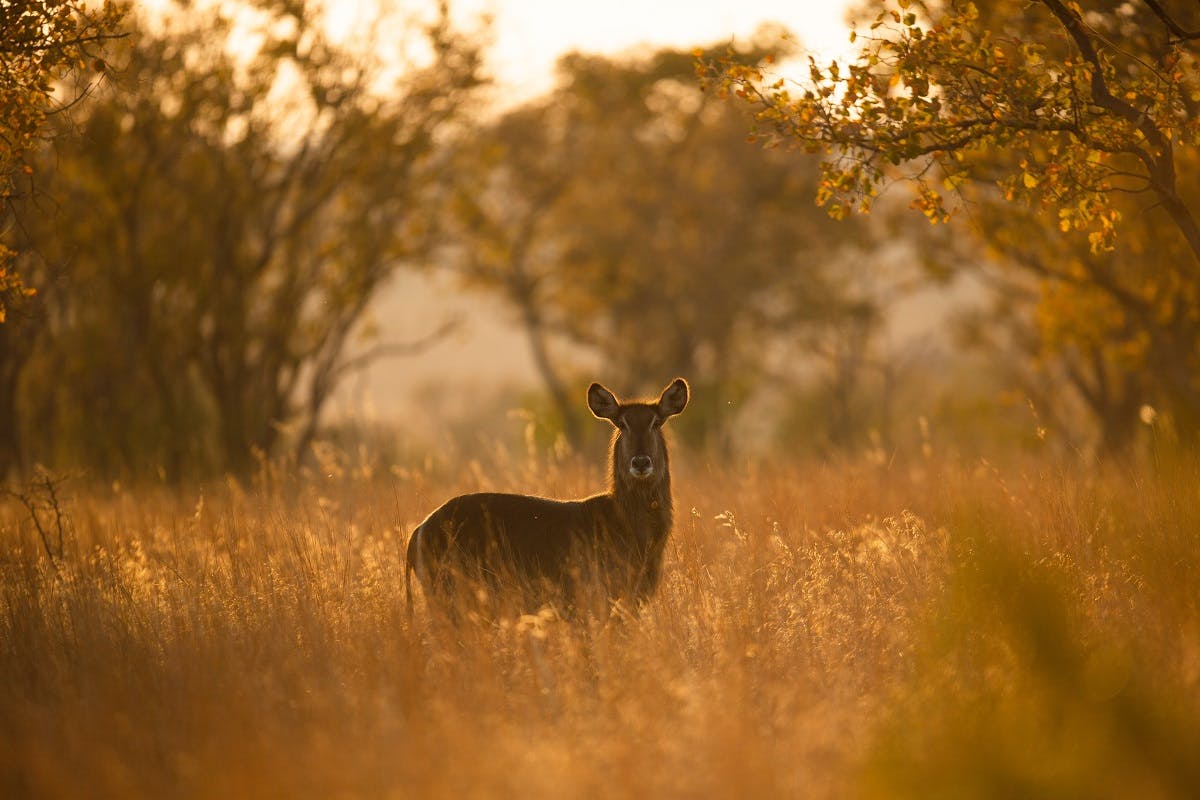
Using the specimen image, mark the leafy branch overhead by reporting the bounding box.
[701,0,1200,261]
[0,0,126,321]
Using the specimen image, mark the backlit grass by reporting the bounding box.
[2,449,1198,798]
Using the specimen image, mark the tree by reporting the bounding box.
[963,170,1200,453]
[1,0,125,322]
[705,0,1200,451]
[444,40,881,449]
[441,103,586,448]
[7,2,484,477]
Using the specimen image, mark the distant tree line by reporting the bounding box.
[2,4,902,478]
[6,0,1193,480]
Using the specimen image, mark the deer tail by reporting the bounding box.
[405,527,418,628]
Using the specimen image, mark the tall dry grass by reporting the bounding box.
[1,447,1198,798]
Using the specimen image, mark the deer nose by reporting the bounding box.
[630,455,653,476]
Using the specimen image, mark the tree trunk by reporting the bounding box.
[0,377,22,479]
[519,302,581,450]
[0,304,40,480]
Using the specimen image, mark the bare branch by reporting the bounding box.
[328,319,460,384]
[1,468,73,564]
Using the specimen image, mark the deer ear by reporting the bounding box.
[587,383,620,422]
[657,378,689,418]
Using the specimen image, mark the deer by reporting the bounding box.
[405,378,689,618]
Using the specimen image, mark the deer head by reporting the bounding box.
[588,379,688,486]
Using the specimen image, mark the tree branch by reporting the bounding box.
[1143,0,1200,42]
[1038,0,1200,266]
[327,319,460,384]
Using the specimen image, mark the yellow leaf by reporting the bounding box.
[1022,172,1039,189]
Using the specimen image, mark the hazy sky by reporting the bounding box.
[323,1,858,101]
[459,0,857,99]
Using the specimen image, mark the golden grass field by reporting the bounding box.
[2,445,1199,798]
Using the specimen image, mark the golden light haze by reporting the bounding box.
[324,0,860,429]
[3,2,1200,795]
[326,0,856,100]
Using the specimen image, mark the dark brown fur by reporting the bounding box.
[406,379,688,616]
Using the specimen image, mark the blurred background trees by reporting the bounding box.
[3,0,484,478]
[3,0,1198,481]
[440,37,888,452]
[0,0,125,475]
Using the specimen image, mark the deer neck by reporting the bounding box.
[610,468,673,542]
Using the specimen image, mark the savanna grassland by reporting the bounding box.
[2,446,1199,799]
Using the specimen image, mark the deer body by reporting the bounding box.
[406,379,688,614]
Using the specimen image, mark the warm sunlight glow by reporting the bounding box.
[325,0,857,101]
[6,2,1200,796]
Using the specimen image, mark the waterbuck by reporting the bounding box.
[406,378,689,616]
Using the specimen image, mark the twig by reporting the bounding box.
[1,468,74,566]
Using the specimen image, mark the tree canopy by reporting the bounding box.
[705,0,1200,451]
[3,2,484,477]
[706,0,1200,256]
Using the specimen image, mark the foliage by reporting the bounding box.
[953,170,1200,453]
[0,0,125,321]
[705,0,1200,253]
[1,449,1197,796]
[703,0,1200,452]
[0,256,35,324]
[4,2,484,477]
